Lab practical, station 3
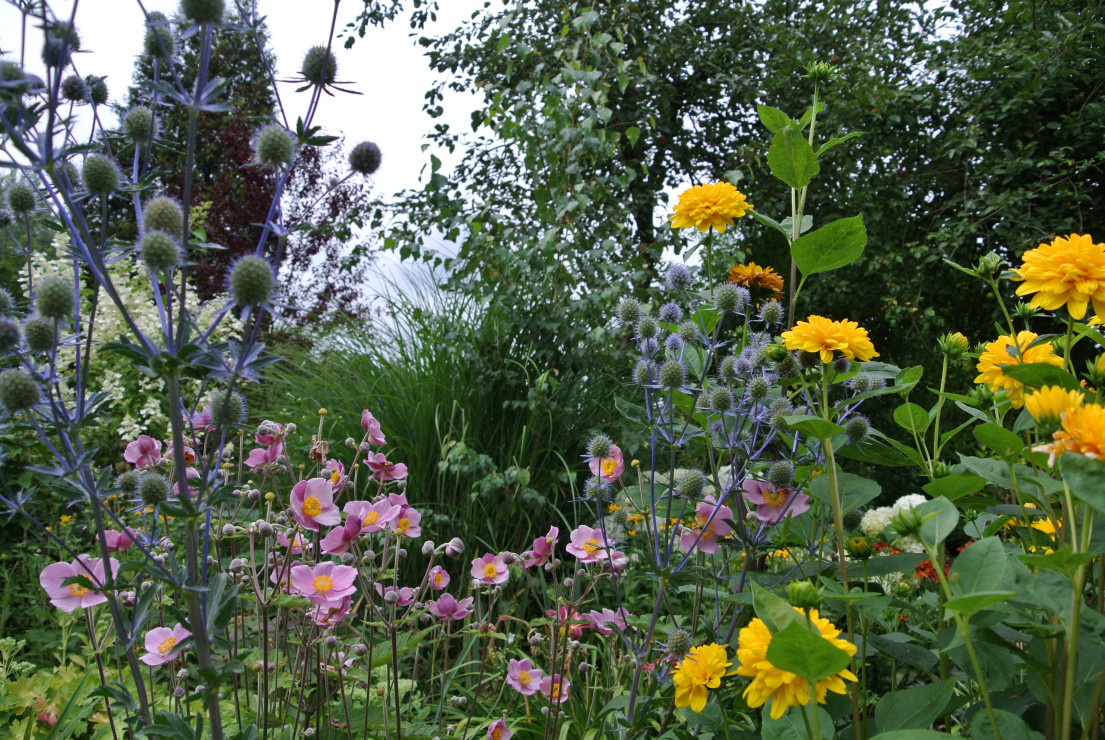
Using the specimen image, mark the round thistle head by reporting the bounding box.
[714,283,748,314]
[769,401,793,433]
[0,317,20,354]
[82,154,120,197]
[116,469,142,494]
[676,320,699,344]
[666,628,692,659]
[0,287,12,316]
[139,473,170,506]
[847,372,872,393]
[124,106,156,144]
[8,182,36,214]
[51,160,81,192]
[60,74,88,102]
[301,45,338,87]
[658,358,686,390]
[632,359,653,386]
[664,333,684,354]
[638,337,659,358]
[711,387,733,412]
[22,317,54,353]
[229,255,274,306]
[658,302,683,324]
[0,369,41,414]
[142,196,184,238]
[758,300,783,326]
[140,231,181,273]
[665,263,693,292]
[611,507,629,527]
[35,275,74,320]
[208,388,247,428]
[0,209,11,229]
[675,469,705,498]
[587,433,613,460]
[85,75,108,105]
[796,349,823,370]
[844,415,869,444]
[636,316,658,341]
[42,32,77,68]
[832,355,852,375]
[144,12,175,60]
[747,375,770,401]
[767,460,794,488]
[719,355,739,382]
[349,140,382,175]
[583,476,611,501]
[841,509,863,531]
[253,124,296,170]
[616,297,641,325]
[181,0,224,25]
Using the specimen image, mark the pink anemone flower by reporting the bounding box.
[588,444,625,482]
[361,410,387,445]
[741,479,810,524]
[565,525,613,564]
[39,555,119,612]
[290,562,358,604]
[427,593,474,621]
[123,435,162,470]
[102,528,134,552]
[320,515,363,555]
[245,441,283,471]
[310,596,352,627]
[506,658,544,696]
[584,607,630,635]
[171,467,201,498]
[374,582,415,607]
[290,477,342,531]
[139,623,190,665]
[254,421,286,447]
[390,507,422,539]
[539,674,571,704]
[323,459,349,492]
[366,452,408,481]
[428,565,450,591]
[547,604,587,640]
[679,495,735,554]
[471,553,509,585]
[523,526,559,568]
[344,499,400,534]
[188,406,214,432]
[277,531,310,554]
[487,719,511,740]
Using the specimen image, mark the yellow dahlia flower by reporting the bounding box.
[669,182,753,233]
[1012,234,1105,320]
[736,608,857,720]
[1024,386,1084,427]
[781,315,879,363]
[672,642,736,713]
[974,331,1062,408]
[1041,403,1105,463]
[728,262,784,300]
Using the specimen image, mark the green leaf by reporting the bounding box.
[1019,547,1097,577]
[870,731,954,740]
[894,402,932,434]
[781,414,844,438]
[762,706,833,740]
[757,104,793,133]
[919,497,959,548]
[856,552,926,577]
[790,215,867,277]
[625,125,640,147]
[750,210,791,241]
[874,679,956,732]
[808,472,881,512]
[943,590,1017,617]
[767,126,820,190]
[815,131,864,157]
[922,473,986,501]
[972,422,1025,458]
[751,581,803,634]
[765,621,852,684]
[971,708,1044,740]
[1060,453,1105,513]
[948,537,1007,596]
[895,364,924,391]
[867,633,938,671]
[1000,363,1082,392]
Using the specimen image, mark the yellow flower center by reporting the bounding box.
[519,670,531,686]
[601,458,617,475]
[762,489,787,507]
[550,681,561,699]
[67,583,90,597]
[330,470,341,483]
[157,636,178,655]
[396,517,410,533]
[583,538,601,556]
[483,563,499,579]
[313,575,334,594]
[433,572,442,586]
[302,496,322,517]
[364,511,379,524]
[491,730,502,740]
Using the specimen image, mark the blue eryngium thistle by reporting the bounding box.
[665,263,693,292]
[0,368,41,414]
[35,275,74,320]
[181,0,225,25]
[0,287,13,316]
[676,320,699,344]
[617,297,642,325]
[140,232,181,273]
[758,300,783,325]
[767,460,795,488]
[714,283,748,313]
[675,469,705,498]
[302,46,339,87]
[124,107,156,144]
[666,628,693,658]
[22,317,54,353]
[0,317,20,353]
[7,182,36,214]
[633,360,653,385]
[144,12,175,60]
[711,387,733,412]
[658,302,683,324]
[229,255,274,306]
[583,476,611,500]
[142,196,184,237]
[82,154,121,196]
[85,75,108,105]
[658,358,686,390]
[664,334,684,353]
[587,433,613,459]
[116,469,142,494]
[61,74,87,101]
[719,355,739,381]
[637,316,658,340]
[844,415,869,444]
[139,473,170,506]
[349,141,382,175]
[254,124,296,170]
[209,388,247,428]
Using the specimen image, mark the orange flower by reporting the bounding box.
[728,262,784,300]
[1012,234,1105,320]
[974,331,1062,408]
[1038,403,1105,464]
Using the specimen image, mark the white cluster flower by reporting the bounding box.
[892,494,928,516]
[860,507,894,539]
[894,536,926,554]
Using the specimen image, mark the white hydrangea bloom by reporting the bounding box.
[892,494,928,515]
[860,506,894,539]
[894,536,925,554]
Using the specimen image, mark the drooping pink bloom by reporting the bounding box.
[389,507,422,539]
[139,623,190,665]
[254,421,286,447]
[588,444,625,482]
[523,526,559,568]
[320,515,363,555]
[310,596,352,627]
[172,467,201,498]
[539,674,571,704]
[679,495,735,554]
[323,459,349,492]
[471,553,509,585]
[366,452,408,481]
[486,719,512,740]
[39,555,119,612]
[245,441,283,471]
[584,607,630,635]
[427,593,474,621]
[123,435,162,470]
[188,406,214,432]
[605,549,629,572]
[506,658,544,696]
[290,562,358,604]
[547,604,587,640]
[344,499,401,534]
[277,531,310,554]
[565,525,613,564]
[102,528,134,552]
[290,477,342,531]
[428,565,450,591]
[164,442,196,466]
[374,582,415,607]
[361,410,387,445]
[741,479,810,525]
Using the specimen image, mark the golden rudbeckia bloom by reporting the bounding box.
[1024,385,1084,427]
[736,608,858,720]
[728,262,784,300]
[974,331,1062,408]
[1012,234,1105,320]
[672,642,736,713]
[781,315,879,363]
[1041,403,1105,463]
[669,182,753,233]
